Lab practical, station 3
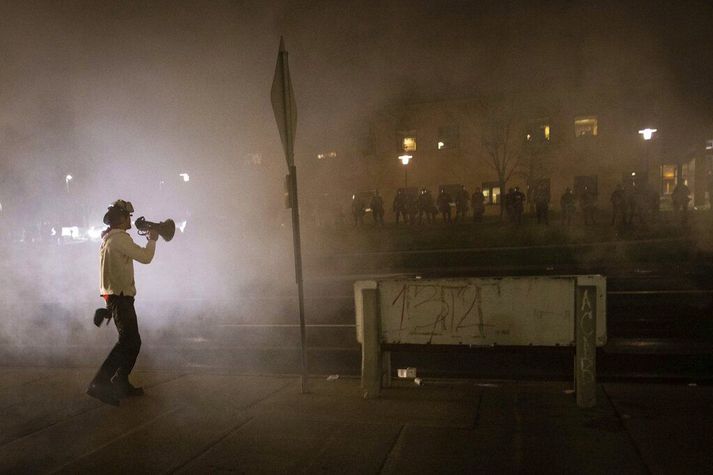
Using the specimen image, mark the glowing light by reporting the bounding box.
[179,173,190,182]
[87,226,102,240]
[638,128,657,140]
[61,226,79,239]
[544,125,551,140]
[438,141,445,150]
[65,174,73,183]
[398,154,412,165]
[50,227,57,236]
[317,151,337,160]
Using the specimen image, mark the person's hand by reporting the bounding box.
[148,229,159,241]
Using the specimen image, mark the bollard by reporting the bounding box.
[361,289,381,398]
[575,285,597,408]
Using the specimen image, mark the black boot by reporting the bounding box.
[87,381,120,406]
[112,377,144,398]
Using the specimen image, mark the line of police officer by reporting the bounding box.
[350,186,486,226]
[350,180,693,227]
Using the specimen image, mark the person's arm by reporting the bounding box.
[115,232,156,264]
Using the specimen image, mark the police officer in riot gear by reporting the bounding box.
[561,188,576,225]
[437,188,452,224]
[370,191,384,225]
[455,186,469,223]
[393,189,407,224]
[512,187,525,224]
[533,182,550,225]
[610,184,625,225]
[471,187,485,223]
[351,194,366,227]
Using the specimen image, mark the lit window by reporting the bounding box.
[482,182,501,204]
[661,165,677,195]
[491,187,501,204]
[574,116,598,137]
[437,125,459,151]
[402,137,417,152]
[317,153,325,160]
[526,121,550,143]
[706,139,713,151]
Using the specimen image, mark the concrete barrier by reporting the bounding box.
[355,275,606,407]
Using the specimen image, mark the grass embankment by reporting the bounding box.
[301,210,713,271]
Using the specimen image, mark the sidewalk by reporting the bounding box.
[0,367,710,474]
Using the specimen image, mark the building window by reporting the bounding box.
[437,125,459,150]
[526,120,551,143]
[482,182,501,204]
[397,131,417,152]
[574,116,598,137]
[681,163,690,185]
[706,139,713,152]
[661,165,677,195]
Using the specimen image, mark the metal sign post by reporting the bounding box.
[271,37,308,393]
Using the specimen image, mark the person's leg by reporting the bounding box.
[88,296,133,405]
[113,297,141,378]
[111,296,143,396]
[91,296,125,384]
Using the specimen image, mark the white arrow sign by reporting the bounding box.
[271,37,297,167]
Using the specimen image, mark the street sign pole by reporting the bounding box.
[288,165,308,394]
[272,37,308,393]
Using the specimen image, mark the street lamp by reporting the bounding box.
[65,174,73,193]
[638,128,657,141]
[638,128,657,181]
[398,154,412,188]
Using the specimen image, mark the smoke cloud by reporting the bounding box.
[0,0,711,366]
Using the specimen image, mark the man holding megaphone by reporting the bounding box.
[86,199,159,406]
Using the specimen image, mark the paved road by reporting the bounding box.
[1,367,711,474]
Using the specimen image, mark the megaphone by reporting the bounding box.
[134,216,176,242]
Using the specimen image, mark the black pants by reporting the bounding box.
[93,295,141,384]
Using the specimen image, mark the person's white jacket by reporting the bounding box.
[100,229,155,297]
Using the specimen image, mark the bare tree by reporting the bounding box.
[478,102,525,217]
[519,138,556,209]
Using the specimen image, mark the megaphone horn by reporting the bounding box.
[134,216,176,242]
